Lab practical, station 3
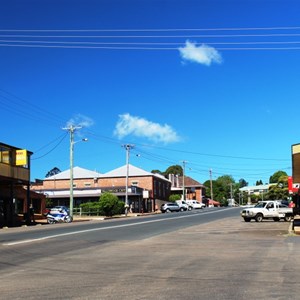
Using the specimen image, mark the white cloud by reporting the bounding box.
[114,113,181,144]
[66,114,94,128]
[179,40,222,66]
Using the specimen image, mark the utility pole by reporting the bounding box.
[229,183,234,206]
[63,124,82,218]
[182,160,187,200]
[209,169,213,200]
[123,144,134,216]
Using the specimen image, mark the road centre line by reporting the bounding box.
[3,209,229,246]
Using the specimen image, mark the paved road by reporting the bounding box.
[1,208,299,300]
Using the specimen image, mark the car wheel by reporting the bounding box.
[285,215,292,222]
[166,209,171,213]
[244,218,251,222]
[255,214,263,222]
[180,207,184,212]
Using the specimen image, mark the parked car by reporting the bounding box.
[186,200,205,209]
[161,203,180,213]
[176,200,192,211]
[240,200,293,222]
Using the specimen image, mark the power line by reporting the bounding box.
[2,26,300,50]
[0,88,66,127]
[133,142,289,161]
[0,26,300,32]
[2,33,300,39]
[2,39,300,46]
[2,43,300,51]
[31,133,68,160]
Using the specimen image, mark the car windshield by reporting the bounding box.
[254,202,266,208]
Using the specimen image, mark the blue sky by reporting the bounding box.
[1,0,299,185]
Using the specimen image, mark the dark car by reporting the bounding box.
[161,203,180,213]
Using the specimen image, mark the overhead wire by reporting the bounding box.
[2,39,300,45]
[77,129,290,180]
[31,132,68,160]
[0,26,294,179]
[1,26,300,50]
[2,26,300,32]
[0,88,67,127]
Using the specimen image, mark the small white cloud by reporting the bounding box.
[179,40,222,66]
[114,113,181,144]
[66,114,94,128]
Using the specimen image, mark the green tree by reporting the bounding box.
[256,180,263,185]
[169,194,181,202]
[239,178,248,188]
[204,175,235,204]
[164,165,183,176]
[99,192,124,217]
[269,170,288,184]
[266,175,289,200]
[203,179,216,200]
[151,169,163,175]
[45,167,61,178]
[267,184,289,200]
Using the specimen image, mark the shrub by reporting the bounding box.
[169,194,181,202]
[99,192,124,217]
[80,202,101,215]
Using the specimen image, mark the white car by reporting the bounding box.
[176,200,192,211]
[240,200,293,222]
[186,200,205,209]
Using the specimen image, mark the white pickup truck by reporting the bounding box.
[176,200,192,211]
[240,200,293,222]
[186,200,205,209]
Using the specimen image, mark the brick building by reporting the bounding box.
[31,164,172,213]
[169,174,205,202]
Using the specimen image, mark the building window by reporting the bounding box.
[131,181,139,186]
[0,146,11,164]
[84,182,91,187]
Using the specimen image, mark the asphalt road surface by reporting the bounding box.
[1,207,300,300]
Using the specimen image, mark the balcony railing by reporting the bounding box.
[0,162,30,182]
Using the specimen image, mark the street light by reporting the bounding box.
[123,144,134,216]
[66,124,87,217]
[182,160,187,200]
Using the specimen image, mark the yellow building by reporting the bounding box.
[0,142,45,227]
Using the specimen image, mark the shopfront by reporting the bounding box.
[0,142,41,227]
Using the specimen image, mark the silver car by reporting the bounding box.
[161,203,180,213]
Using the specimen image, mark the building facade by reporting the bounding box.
[31,164,172,213]
[0,142,45,227]
[169,174,205,202]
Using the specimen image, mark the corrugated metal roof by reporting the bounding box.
[102,164,151,177]
[102,164,170,182]
[44,164,170,182]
